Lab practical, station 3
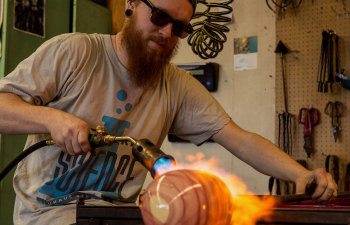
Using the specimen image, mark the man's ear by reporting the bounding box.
[126,0,137,11]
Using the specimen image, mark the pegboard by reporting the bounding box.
[274,0,350,191]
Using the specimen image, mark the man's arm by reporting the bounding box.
[0,92,92,155]
[212,120,337,203]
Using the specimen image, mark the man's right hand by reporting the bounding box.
[46,112,93,156]
[0,93,93,156]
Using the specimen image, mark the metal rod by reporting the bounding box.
[281,53,288,112]
[271,194,311,203]
[256,192,350,203]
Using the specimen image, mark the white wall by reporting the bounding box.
[143,0,276,195]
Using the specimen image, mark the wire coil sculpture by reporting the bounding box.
[188,0,233,59]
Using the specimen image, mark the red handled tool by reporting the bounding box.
[298,108,319,158]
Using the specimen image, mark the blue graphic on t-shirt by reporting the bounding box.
[116,90,132,114]
[38,90,137,205]
[125,103,132,112]
[117,90,128,101]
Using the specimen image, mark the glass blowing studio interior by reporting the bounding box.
[0,0,350,224]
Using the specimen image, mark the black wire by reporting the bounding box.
[293,0,303,8]
[266,0,275,12]
[271,0,294,8]
[266,0,303,12]
[0,140,48,182]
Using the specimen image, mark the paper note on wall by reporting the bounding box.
[233,53,257,71]
[233,36,258,71]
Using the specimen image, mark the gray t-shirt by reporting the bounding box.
[0,33,231,225]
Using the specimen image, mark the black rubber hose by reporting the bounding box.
[0,140,48,182]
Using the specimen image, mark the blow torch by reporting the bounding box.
[0,126,176,181]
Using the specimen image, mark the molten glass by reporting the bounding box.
[141,169,234,225]
[143,153,276,225]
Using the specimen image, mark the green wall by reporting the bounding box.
[2,0,71,76]
[0,135,28,225]
[73,0,112,34]
[0,0,111,223]
[0,0,71,224]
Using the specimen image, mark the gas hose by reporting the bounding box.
[0,127,175,182]
[0,140,49,182]
[188,0,233,59]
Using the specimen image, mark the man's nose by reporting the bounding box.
[158,23,173,38]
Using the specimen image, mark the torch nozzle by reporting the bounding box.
[90,134,176,178]
[131,139,176,178]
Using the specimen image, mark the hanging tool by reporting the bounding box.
[345,162,350,191]
[275,41,292,155]
[281,0,287,19]
[326,32,335,92]
[269,177,281,195]
[325,155,339,185]
[344,7,349,18]
[317,30,338,93]
[317,31,329,92]
[271,41,292,195]
[331,7,341,19]
[334,35,340,82]
[292,160,307,194]
[298,108,319,158]
[324,101,344,143]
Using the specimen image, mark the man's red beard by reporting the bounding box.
[120,13,179,89]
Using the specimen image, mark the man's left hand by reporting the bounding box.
[295,168,338,204]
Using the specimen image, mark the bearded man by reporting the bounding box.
[0,0,337,224]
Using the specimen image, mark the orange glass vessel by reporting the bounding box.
[141,169,234,225]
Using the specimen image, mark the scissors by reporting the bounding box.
[298,108,319,157]
[324,101,344,142]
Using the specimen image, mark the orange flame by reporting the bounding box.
[153,152,276,225]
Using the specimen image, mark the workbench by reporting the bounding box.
[75,194,350,225]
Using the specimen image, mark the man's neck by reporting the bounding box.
[112,33,129,69]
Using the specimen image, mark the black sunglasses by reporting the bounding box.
[141,0,193,39]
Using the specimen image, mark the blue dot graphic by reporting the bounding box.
[116,108,122,114]
[125,103,132,112]
[117,90,127,101]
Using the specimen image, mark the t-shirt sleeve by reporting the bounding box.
[168,66,231,146]
[0,34,79,105]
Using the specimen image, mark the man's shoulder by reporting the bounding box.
[45,33,109,60]
[162,63,198,91]
[54,33,108,48]
[165,63,192,79]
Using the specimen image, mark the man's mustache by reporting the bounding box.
[149,36,168,49]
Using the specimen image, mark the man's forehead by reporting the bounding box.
[154,0,194,22]
[185,0,198,13]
